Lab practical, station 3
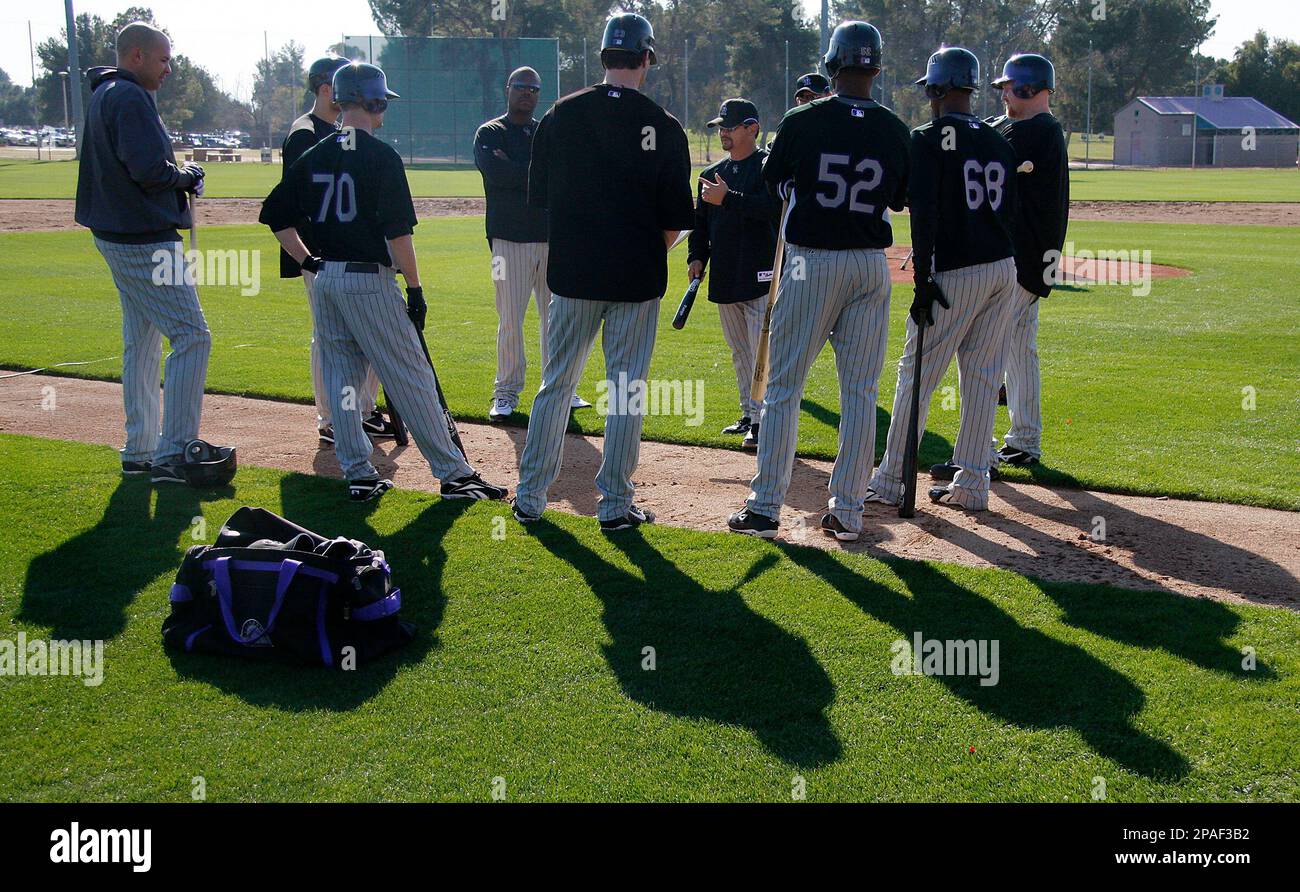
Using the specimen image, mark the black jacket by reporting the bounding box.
[474,115,548,243]
[687,149,781,303]
[74,67,192,241]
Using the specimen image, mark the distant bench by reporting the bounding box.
[185,148,242,162]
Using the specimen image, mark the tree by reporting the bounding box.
[1222,31,1300,126]
[251,42,307,147]
[0,69,37,126]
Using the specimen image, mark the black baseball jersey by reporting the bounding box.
[908,114,1018,284]
[762,95,911,250]
[989,112,1069,297]
[260,127,417,268]
[528,83,694,303]
[473,115,548,244]
[687,148,781,304]
[278,111,338,278]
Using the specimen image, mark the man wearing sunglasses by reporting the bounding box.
[475,67,591,424]
[688,99,781,447]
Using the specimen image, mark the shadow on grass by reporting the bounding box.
[162,472,469,712]
[529,518,842,769]
[779,544,1191,781]
[19,478,231,641]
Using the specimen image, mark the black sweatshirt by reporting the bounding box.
[989,112,1070,297]
[687,149,781,304]
[278,111,338,278]
[474,115,548,244]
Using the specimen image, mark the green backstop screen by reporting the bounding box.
[341,35,560,165]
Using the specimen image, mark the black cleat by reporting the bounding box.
[930,461,999,482]
[150,463,186,485]
[363,411,397,439]
[441,472,508,501]
[741,422,759,451]
[349,477,394,502]
[318,425,335,445]
[820,513,860,542]
[721,416,752,435]
[122,460,152,476]
[600,505,655,532]
[727,508,778,538]
[510,497,540,524]
[996,445,1039,467]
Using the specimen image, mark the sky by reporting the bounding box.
[4,0,1298,98]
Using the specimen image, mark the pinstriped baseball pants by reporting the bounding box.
[304,270,378,428]
[747,245,892,533]
[717,297,765,419]
[1001,284,1042,458]
[311,263,474,483]
[490,238,550,403]
[94,237,211,465]
[515,295,659,521]
[871,257,1018,510]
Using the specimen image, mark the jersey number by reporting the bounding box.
[313,172,358,223]
[962,161,1006,211]
[815,153,883,213]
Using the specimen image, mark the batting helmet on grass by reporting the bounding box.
[182,439,237,487]
[824,21,883,75]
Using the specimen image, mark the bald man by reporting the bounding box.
[474,66,591,423]
[75,22,212,483]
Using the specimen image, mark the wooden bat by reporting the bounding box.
[899,318,927,518]
[750,198,789,404]
[386,391,408,446]
[672,274,703,330]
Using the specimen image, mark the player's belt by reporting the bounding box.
[343,262,380,274]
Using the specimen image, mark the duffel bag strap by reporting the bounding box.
[350,588,402,622]
[213,556,303,644]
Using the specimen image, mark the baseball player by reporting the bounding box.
[512,12,694,530]
[473,66,590,423]
[868,47,1019,512]
[282,54,390,447]
[687,98,781,446]
[727,21,911,542]
[74,22,211,484]
[260,63,507,503]
[793,72,833,106]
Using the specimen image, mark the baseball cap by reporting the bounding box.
[793,72,831,97]
[707,98,760,129]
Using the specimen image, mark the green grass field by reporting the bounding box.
[1,435,1295,801]
[1066,133,1115,164]
[3,157,1299,202]
[2,216,1296,509]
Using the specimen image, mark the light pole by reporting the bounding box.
[59,72,70,134]
[1085,40,1093,170]
[820,0,829,74]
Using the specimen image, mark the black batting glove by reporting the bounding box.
[909,278,950,327]
[300,255,323,274]
[406,286,427,331]
[179,162,205,194]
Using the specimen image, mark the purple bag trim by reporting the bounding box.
[213,556,303,645]
[351,589,401,622]
[169,583,194,603]
[184,624,212,652]
[203,558,338,585]
[316,588,333,667]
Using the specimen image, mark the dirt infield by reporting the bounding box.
[2,373,1296,609]
[3,197,1297,234]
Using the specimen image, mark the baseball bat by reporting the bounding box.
[408,323,468,461]
[672,274,703,330]
[750,198,789,404]
[386,390,409,446]
[188,192,198,252]
[900,249,913,270]
[898,319,927,519]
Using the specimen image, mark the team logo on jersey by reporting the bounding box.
[757,270,774,283]
[609,90,621,98]
[851,107,865,118]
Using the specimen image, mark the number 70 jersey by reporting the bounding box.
[260,126,418,267]
[762,96,912,250]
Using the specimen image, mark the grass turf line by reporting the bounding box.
[1,216,1296,510]
[0,434,1296,802]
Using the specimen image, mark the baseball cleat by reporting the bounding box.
[820,513,861,542]
[864,488,897,506]
[600,505,655,532]
[996,445,1039,467]
[441,472,508,501]
[928,486,986,511]
[930,461,999,482]
[318,425,335,445]
[488,398,516,422]
[363,411,398,439]
[741,423,760,451]
[570,393,593,410]
[121,460,152,476]
[727,508,778,538]
[510,497,540,524]
[150,463,186,485]
[349,477,393,502]
[721,416,752,435]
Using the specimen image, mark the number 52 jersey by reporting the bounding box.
[260,127,417,266]
[762,95,912,250]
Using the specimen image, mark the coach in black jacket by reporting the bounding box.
[687,99,781,445]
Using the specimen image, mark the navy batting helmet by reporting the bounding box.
[307,55,350,93]
[601,12,657,65]
[915,46,980,97]
[824,21,883,76]
[794,72,831,97]
[991,53,1055,95]
[332,62,399,108]
[181,439,237,487]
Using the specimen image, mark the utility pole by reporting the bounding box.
[64,0,84,157]
[784,40,789,109]
[59,72,69,133]
[583,36,588,85]
[684,38,689,139]
[1192,46,1200,170]
[264,31,272,150]
[1086,39,1093,169]
[820,0,828,75]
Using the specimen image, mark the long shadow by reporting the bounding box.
[528,519,842,769]
[801,397,954,468]
[502,422,606,517]
[780,544,1190,781]
[164,472,467,712]
[19,478,230,641]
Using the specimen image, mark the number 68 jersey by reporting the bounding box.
[907,113,1018,280]
[260,126,417,267]
[761,95,912,250]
